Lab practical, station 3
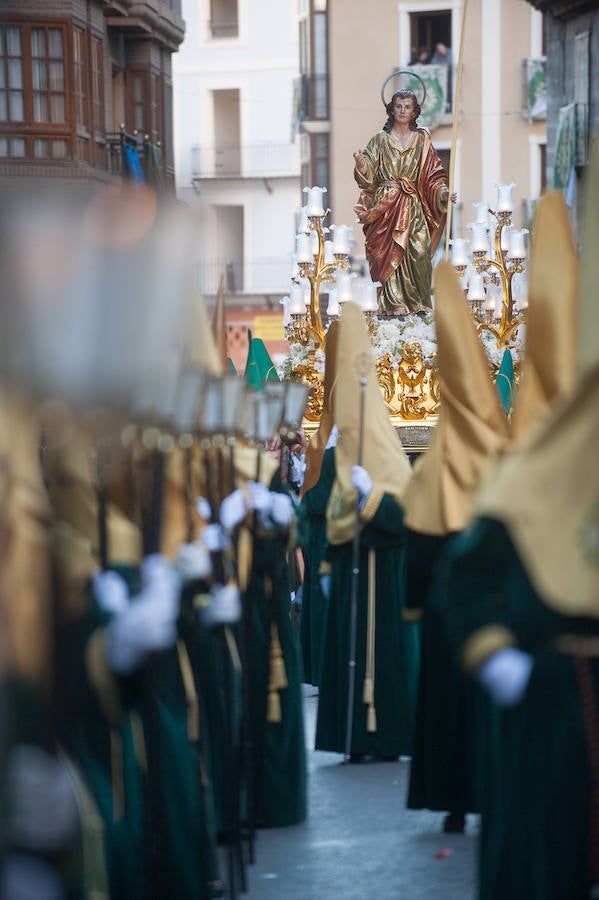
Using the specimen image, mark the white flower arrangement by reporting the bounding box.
[371,314,438,368]
[279,340,326,379]
[279,313,525,378]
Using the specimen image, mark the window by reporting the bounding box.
[210,0,238,39]
[133,73,145,131]
[313,132,329,191]
[150,73,160,142]
[0,22,71,160]
[73,27,87,131]
[31,27,66,124]
[409,10,451,62]
[0,25,25,122]
[91,36,104,137]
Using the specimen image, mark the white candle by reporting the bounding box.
[330,224,353,255]
[324,240,335,264]
[501,224,514,253]
[296,233,312,264]
[296,205,310,234]
[468,222,489,254]
[303,185,326,217]
[280,295,291,327]
[289,282,306,314]
[495,182,516,213]
[337,272,356,302]
[507,228,528,259]
[361,281,379,312]
[472,202,489,226]
[467,273,485,302]
[450,237,470,267]
[326,289,340,317]
[494,295,504,318]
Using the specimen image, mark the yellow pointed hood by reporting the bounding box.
[476,149,599,618]
[510,191,579,441]
[300,320,340,498]
[326,302,411,545]
[402,262,508,535]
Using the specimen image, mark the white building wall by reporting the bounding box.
[173,0,300,298]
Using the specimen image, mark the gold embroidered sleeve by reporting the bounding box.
[461,624,517,673]
[360,487,384,526]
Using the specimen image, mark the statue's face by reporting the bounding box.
[392,95,415,124]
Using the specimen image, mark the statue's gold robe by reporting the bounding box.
[355,129,448,314]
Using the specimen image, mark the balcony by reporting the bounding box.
[106,130,166,186]
[191,142,300,180]
[196,257,293,296]
[294,73,329,124]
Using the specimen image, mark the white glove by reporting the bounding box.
[200,583,241,628]
[174,542,212,583]
[270,493,294,529]
[200,522,229,553]
[288,454,306,488]
[219,489,247,531]
[352,465,373,501]
[0,856,64,900]
[105,555,180,674]
[477,647,533,706]
[93,569,129,616]
[6,745,78,854]
[247,480,272,514]
[196,497,212,521]
[320,574,331,599]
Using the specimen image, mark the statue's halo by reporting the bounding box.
[381,70,427,108]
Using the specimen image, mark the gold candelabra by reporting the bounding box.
[452,185,528,350]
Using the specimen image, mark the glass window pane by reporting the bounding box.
[52,139,68,159]
[0,138,6,157]
[34,138,49,158]
[31,28,46,58]
[9,91,23,121]
[50,93,65,123]
[0,27,4,57]
[6,27,22,56]
[0,92,6,120]
[8,59,23,89]
[11,137,25,157]
[134,76,143,102]
[32,60,46,90]
[134,105,144,130]
[48,29,63,58]
[49,61,64,91]
[0,64,5,89]
[33,92,48,122]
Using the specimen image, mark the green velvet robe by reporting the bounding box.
[244,526,307,828]
[315,495,420,757]
[58,569,221,900]
[298,448,335,686]
[406,529,479,816]
[437,518,598,900]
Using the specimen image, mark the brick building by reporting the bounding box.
[0,0,185,193]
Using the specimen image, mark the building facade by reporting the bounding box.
[298,0,547,275]
[0,0,185,194]
[524,0,599,236]
[173,0,301,367]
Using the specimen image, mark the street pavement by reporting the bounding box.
[244,687,478,899]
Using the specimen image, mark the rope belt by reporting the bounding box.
[552,635,599,657]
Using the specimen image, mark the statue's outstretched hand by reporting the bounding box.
[353,150,367,174]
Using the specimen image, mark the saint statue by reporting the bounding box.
[354,89,453,315]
